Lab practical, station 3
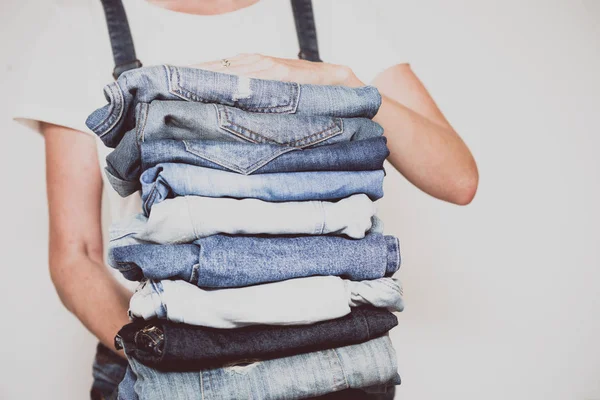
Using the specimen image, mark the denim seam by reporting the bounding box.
[143,183,158,216]
[394,237,401,271]
[317,201,326,235]
[168,65,300,113]
[136,103,150,143]
[323,350,338,391]
[219,105,343,147]
[153,281,168,319]
[288,118,343,147]
[189,264,200,285]
[199,371,205,400]
[331,348,350,390]
[109,230,138,243]
[184,196,200,241]
[94,82,125,138]
[357,310,371,339]
[385,236,401,274]
[115,261,138,272]
[378,279,402,295]
[182,138,295,175]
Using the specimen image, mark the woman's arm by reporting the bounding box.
[369,64,478,205]
[195,54,478,205]
[43,123,131,356]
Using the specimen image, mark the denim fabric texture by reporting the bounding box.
[85,65,382,148]
[110,232,400,287]
[128,277,404,327]
[86,60,402,399]
[116,307,397,371]
[106,212,387,272]
[123,194,378,243]
[90,342,127,400]
[141,163,385,215]
[122,335,398,400]
[116,366,398,400]
[105,102,386,196]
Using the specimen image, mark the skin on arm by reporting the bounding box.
[369,64,479,205]
[43,123,131,357]
[195,54,478,205]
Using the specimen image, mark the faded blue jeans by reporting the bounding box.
[117,335,399,400]
[141,163,384,215]
[116,194,379,244]
[128,277,404,328]
[105,102,386,196]
[110,231,400,287]
[86,65,382,148]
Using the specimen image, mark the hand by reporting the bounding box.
[193,53,364,87]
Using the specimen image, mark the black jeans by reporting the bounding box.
[116,306,398,371]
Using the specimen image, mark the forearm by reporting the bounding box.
[50,255,131,357]
[373,95,478,205]
[343,70,477,205]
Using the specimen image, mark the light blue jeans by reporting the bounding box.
[133,194,377,242]
[85,65,382,148]
[129,277,404,328]
[118,335,399,400]
[141,163,384,215]
[105,101,386,196]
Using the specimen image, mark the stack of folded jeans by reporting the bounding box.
[86,65,403,400]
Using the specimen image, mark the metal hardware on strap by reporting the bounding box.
[291,0,322,62]
[99,0,142,79]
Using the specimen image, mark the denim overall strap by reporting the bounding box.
[100,0,321,78]
[290,0,322,62]
[100,0,142,79]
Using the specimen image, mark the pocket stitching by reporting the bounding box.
[95,82,125,138]
[219,105,343,148]
[167,65,300,113]
[183,140,296,175]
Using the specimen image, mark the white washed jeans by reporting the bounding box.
[129,276,404,328]
[133,193,377,243]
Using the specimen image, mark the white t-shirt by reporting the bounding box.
[13,0,407,228]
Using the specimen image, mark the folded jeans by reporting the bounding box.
[129,277,404,328]
[105,132,387,197]
[111,193,378,244]
[119,335,399,400]
[115,306,398,371]
[141,163,385,215]
[86,65,382,148]
[110,231,400,287]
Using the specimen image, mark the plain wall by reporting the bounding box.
[0,1,598,399]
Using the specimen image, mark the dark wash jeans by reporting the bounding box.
[115,307,397,371]
[85,65,382,148]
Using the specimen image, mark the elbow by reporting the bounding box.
[48,257,76,313]
[451,164,479,206]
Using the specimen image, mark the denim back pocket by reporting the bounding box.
[215,104,343,148]
[183,140,297,175]
[167,65,299,113]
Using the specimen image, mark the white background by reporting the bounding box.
[1,0,599,399]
